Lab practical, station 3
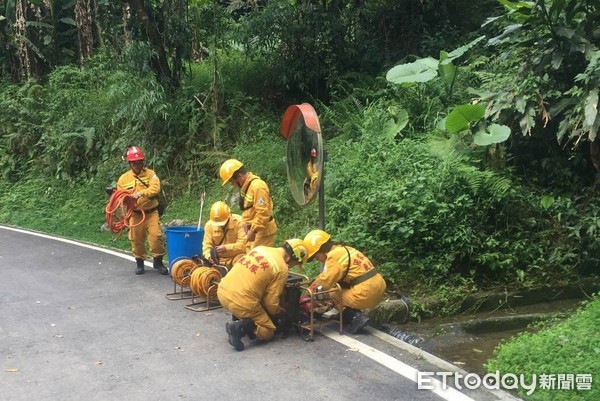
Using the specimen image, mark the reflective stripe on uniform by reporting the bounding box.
[120,181,136,190]
[241,191,253,204]
[337,249,359,266]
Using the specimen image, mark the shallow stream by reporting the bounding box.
[380,298,584,375]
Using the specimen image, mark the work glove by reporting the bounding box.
[105,186,114,197]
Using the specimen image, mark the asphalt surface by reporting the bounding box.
[0,226,519,401]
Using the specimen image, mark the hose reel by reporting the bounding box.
[184,265,223,312]
[189,266,222,300]
[170,259,198,287]
[166,257,198,300]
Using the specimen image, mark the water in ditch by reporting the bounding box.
[379,298,584,375]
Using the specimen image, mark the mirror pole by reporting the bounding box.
[318,156,325,230]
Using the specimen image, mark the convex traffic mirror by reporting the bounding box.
[280,104,323,206]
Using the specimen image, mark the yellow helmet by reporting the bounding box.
[285,238,308,264]
[209,201,231,226]
[219,159,244,186]
[303,229,331,260]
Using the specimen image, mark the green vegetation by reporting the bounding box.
[0,1,598,315]
[487,296,600,401]
[1,3,597,397]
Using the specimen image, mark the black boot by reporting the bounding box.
[135,258,145,275]
[240,318,257,340]
[225,321,245,351]
[153,257,168,275]
[343,308,370,334]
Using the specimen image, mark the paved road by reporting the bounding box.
[0,226,519,401]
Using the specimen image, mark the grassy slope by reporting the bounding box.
[0,136,323,275]
[487,297,599,401]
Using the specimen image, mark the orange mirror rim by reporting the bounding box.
[280,103,321,139]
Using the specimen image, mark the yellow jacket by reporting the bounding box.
[202,213,247,267]
[307,161,318,181]
[117,167,160,211]
[217,246,288,316]
[312,245,386,310]
[239,173,277,236]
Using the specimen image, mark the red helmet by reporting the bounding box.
[126,146,145,162]
[311,149,317,157]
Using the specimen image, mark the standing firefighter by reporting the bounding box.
[219,159,277,250]
[217,239,308,351]
[117,146,168,275]
[303,148,319,197]
[303,229,386,334]
[202,201,247,268]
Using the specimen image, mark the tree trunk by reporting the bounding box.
[91,0,105,48]
[126,0,174,86]
[591,137,600,190]
[75,0,94,65]
[123,3,132,47]
[14,0,32,80]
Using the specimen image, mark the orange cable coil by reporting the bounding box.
[189,266,222,299]
[170,259,199,287]
[105,189,145,234]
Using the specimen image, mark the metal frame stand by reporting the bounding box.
[288,271,311,285]
[297,283,343,341]
[165,279,193,300]
[165,256,197,300]
[184,283,222,312]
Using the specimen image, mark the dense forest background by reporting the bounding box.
[0,0,599,314]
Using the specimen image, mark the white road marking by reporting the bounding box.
[2,224,485,401]
[325,330,477,401]
[0,225,154,266]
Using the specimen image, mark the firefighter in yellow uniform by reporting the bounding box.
[117,146,168,275]
[303,229,386,334]
[202,201,247,268]
[303,148,319,197]
[219,159,277,250]
[217,239,308,351]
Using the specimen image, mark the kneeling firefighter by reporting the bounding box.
[202,201,247,269]
[216,239,308,351]
[303,230,386,334]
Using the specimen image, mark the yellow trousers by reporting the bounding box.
[246,231,276,252]
[128,210,165,259]
[219,253,245,269]
[245,218,277,252]
[329,274,387,311]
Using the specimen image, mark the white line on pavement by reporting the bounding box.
[2,224,481,401]
[324,330,477,401]
[0,224,155,266]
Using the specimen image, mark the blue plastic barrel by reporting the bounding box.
[165,226,204,270]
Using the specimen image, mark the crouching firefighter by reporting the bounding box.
[303,230,386,334]
[201,201,248,269]
[216,239,308,351]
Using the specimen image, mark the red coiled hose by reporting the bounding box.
[105,189,144,234]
